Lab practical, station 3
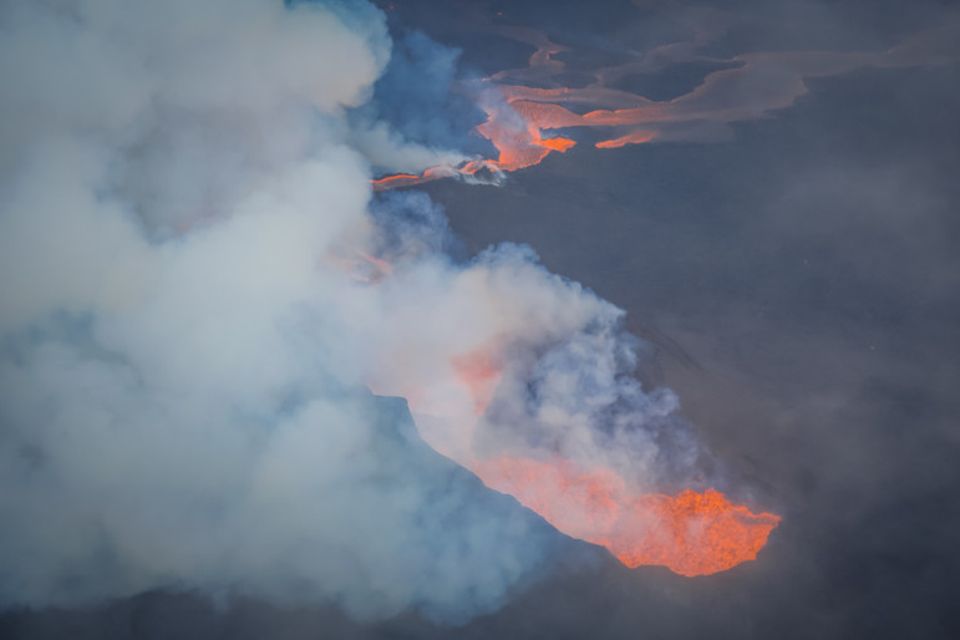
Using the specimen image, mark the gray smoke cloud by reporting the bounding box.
[0,0,703,622]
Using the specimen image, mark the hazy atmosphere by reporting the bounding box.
[1,1,958,638]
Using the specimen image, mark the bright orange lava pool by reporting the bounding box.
[472,456,781,576]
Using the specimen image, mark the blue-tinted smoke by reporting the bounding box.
[356,30,495,158]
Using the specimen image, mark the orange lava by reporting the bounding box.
[370,101,577,191]
[596,129,657,149]
[476,103,577,173]
[365,332,780,575]
[450,348,501,416]
[472,455,781,576]
[612,488,781,576]
[369,26,666,190]
[364,286,780,577]
[371,166,459,191]
[372,18,928,190]
[541,136,577,152]
[371,172,422,191]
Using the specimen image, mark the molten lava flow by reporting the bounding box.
[371,19,929,190]
[450,348,501,416]
[596,129,657,149]
[370,99,577,191]
[371,165,466,191]
[472,456,626,541]
[371,172,423,191]
[443,348,780,577]
[365,310,781,575]
[472,456,781,577]
[610,488,781,576]
[370,27,661,190]
[475,101,577,172]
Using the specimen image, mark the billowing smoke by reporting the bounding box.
[0,0,722,623]
[350,29,495,171]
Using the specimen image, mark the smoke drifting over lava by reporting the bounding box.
[0,0,783,625]
[373,12,959,188]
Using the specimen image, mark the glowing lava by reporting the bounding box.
[366,332,781,576]
[596,129,657,149]
[382,343,781,576]
[472,455,781,577]
[370,98,577,191]
[474,100,576,172]
[372,19,934,190]
[371,165,469,191]
[447,344,781,576]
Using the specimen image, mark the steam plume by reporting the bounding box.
[0,0,774,623]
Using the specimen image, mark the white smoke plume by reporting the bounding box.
[0,0,702,622]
